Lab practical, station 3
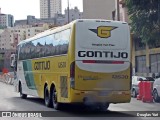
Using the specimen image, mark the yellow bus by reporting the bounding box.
[11,19,132,111]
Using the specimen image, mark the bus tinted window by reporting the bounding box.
[19,28,71,60]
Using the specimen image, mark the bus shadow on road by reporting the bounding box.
[20,97,136,117]
[9,97,140,117]
[25,97,45,105]
[53,104,137,117]
[10,96,45,105]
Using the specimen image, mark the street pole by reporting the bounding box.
[68,0,70,23]
[158,1,160,25]
[117,0,120,21]
[158,1,160,73]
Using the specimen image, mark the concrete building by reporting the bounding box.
[119,0,129,22]
[83,0,117,20]
[15,6,82,27]
[0,8,14,28]
[83,0,129,22]
[0,24,49,50]
[64,7,83,24]
[0,14,14,28]
[40,0,62,18]
[131,35,160,77]
[50,0,62,18]
[116,0,160,77]
[0,29,17,71]
[15,15,55,26]
[0,24,49,71]
[0,25,48,50]
[54,13,65,26]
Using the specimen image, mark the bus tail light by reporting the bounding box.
[130,62,132,90]
[70,61,75,89]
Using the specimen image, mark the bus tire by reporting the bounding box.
[52,87,61,110]
[19,83,27,99]
[44,86,52,107]
[98,103,110,111]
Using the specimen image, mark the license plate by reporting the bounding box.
[98,91,109,96]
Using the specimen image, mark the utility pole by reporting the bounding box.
[158,0,160,24]
[68,0,70,23]
[117,0,120,21]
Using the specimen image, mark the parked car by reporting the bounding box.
[131,76,155,98]
[153,78,160,102]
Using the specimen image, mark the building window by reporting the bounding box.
[150,54,160,73]
[135,56,146,73]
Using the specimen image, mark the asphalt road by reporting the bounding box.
[0,82,160,120]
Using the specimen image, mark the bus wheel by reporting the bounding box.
[19,83,27,99]
[52,87,61,110]
[44,86,52,107]
[98,103,110,111]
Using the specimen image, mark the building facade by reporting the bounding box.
[117,0,160,77]
[0,24,49,71]
[0,29,17,71]
[0,14,14,28]
[15,15,55,26]
[40,0,62,18]
[119,0,129,22]
[83,0,117,20]
[131,37,160,77]
[0,24,50,50]
[54,13,65,26]
[64,7,83,24]
[15,6,82,27]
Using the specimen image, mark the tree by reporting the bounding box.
[125,0,160,44]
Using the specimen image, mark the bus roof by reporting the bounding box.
[17,19,127,46]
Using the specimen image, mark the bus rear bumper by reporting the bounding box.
[70,89,131,104]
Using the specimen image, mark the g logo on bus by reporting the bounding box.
[89,26,117,38]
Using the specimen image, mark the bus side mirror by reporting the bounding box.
[10,54,16,68]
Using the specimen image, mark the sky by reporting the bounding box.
[0,0,83,20]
